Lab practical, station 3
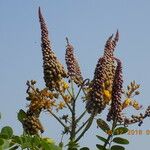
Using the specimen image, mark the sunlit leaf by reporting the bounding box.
[111,145,125,150]
[113,137,129,144]
[1,139,10,149]
[21,142,31,149]
[1,126,13,138]
[32,135,41,146]
[114,127,128,135]
[97,119,110,134]
[41,140,61,150]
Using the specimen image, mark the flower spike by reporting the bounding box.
[86,33,119,114]
[38,7,67,91]
[107,58,123,123]
[65,37,83,85]
[86,57,106,114]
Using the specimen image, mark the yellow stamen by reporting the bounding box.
[58,101,66,110]
[122,98,132,109]
[132,100,142,110]
[103,90,111,104]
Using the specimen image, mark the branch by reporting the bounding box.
[75,113,95,143]
[75,79,90,101]
[76,110,87,123]
[47,109,70,132]
[59,91,73,113]
[75,117,90,134]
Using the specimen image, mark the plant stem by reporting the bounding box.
[70,80,76,140]
[71,80,75,99]
[75,117,90,134]
[75,113,95,143]
[67,88,73,98]
[47,109,70,132]
[74,79,89,101]
[103,120,117,148]
[76,110,87,123]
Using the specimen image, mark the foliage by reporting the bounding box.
[0,124,61,150]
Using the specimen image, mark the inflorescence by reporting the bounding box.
[39,7,67,91]
[65,37,83,86]
[21,7,150,135]
[86,32,119,114]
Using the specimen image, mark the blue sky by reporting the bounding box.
[0,0,150,149]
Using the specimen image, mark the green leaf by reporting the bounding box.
[96,135,107,143]
[97,119,110,134]
[80,147,90,150]
[96,144,106,150]
[21,142,31,149]
[114,127,128,135]
[0,134,9,139]
[17,109,27,123]
[113,137,129,145]
[41,140,61,150]
[1,126,13,138]
[67,140,79,149]
[32,135,41,146]
[1,139,10,149]
[111,145,125,150]
[13,136,22,144]
[0,138,4,145]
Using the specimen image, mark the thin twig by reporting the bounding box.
[76,110,87,123]
[75,117,90,134]
[67,88,73,98]
[59,90,73,113]
[75,113,95,143]
[47,109,70,132]
[74,79,89,101]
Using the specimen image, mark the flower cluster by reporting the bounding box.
[124,105,150,126]
[22,80,71,135]
[23,80,52,135]
[65,38,83,85]
[23,115,44,135]
[14,8,150,150]
[122,81,142,110]
[107,58,123,123]
[26,80,55,115]
[38,7,67,91]
[86,32,119,114]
